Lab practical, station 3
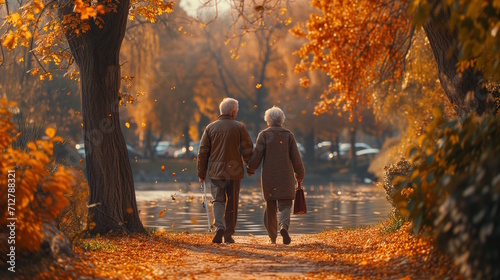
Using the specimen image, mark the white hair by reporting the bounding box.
[219,98,239,115]
[264,106,285,126]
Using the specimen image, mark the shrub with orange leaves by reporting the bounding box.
[56,169,89,242]
[0,98,74,253]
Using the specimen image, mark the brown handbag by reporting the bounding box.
[293,181,307,215]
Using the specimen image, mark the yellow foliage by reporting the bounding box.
[2,31,18,50]
[0,98,74,253]
[45,127,56,138]
[292,0,412,117]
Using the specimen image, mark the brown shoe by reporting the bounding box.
[212,228,224,244]
[280,228,291,245]
[224,235,235,243]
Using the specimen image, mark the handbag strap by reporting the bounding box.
[298,181,302,190]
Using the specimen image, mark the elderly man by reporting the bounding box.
[197,97,253,243]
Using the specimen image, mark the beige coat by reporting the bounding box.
[247,126,305,201]
[197,115,253,181]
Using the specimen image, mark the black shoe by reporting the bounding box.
[224,235,235,243]
[280,228,291,245]
[212,228,224,244]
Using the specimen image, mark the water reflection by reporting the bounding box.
[135,181,391,235]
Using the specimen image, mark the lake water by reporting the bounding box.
[135,180,391,236]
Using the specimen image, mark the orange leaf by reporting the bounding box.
[158,209,166,217]
[45,127,56,138]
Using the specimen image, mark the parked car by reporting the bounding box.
[355,148,380,166]
[173,142,200,158]
[355,148,380,157]
[318,142,373,160]
[155,141,173,158]
[296,143,306,157]
[75,142,86,159]
[126,144,143,161]
[75,142,142,161]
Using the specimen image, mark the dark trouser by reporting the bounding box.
[210,179,240,236]
[264,199,293,241]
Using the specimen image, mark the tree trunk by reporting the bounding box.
[349,127,357,169]
[423,0,489,116]
[144,125,153,160]
[253,86,266,136]
[183,125,191,158]
[198,114,210,139]
[334,135,340,163]
[304,128,315,163]
[58,0,144,234]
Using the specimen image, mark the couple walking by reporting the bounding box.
[197,98,305,245]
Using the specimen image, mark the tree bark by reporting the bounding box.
[144,125,153,160]
[423,0,489,116]
[58,0,144,234]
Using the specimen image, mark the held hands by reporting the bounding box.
[247,166,255,177]
[199,177,205,183]
[297,178,303,183]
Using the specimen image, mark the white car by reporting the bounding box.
[155,141,173,158]
[75,142,142,161]
[173,142,200,158]
[320,142,373,160]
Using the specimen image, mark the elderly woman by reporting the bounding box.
[247,106,305,245]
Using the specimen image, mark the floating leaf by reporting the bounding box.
[158,209,166,217]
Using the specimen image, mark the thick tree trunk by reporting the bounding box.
[423,0,489,116]
[198,114,210,139]
[58,0,144,234]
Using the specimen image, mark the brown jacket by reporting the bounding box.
[197,115,253,181]
[247,126,305,201]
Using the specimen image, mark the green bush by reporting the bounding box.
[398,108,500,279]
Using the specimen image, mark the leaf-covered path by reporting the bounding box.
[27,224,460,279]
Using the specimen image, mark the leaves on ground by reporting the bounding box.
[20,223,460,279]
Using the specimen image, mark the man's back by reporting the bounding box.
[197,115,253,181]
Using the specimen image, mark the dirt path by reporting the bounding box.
[172,235,324,279]
[18,224,460,279]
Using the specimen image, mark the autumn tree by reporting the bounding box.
[1,0,176,234]
[1,0,301,235]
[292,0,499,118]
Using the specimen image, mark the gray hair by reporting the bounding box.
[264,106,285,126]
[219,98,239,115]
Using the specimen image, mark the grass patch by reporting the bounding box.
[76,239,118,252]
[383,215,408,234]
[145,227,159,235]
